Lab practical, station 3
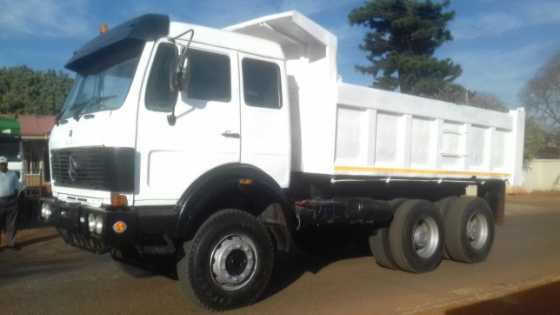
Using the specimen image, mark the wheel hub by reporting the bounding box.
[226,249,248,276]
[467,212,489,250]
[412,217,439,259]
[210,234,257,291]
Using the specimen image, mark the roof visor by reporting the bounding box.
[65,14,170,73]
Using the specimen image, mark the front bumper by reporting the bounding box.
[43,198,137,254]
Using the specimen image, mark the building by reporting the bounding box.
[17,115,55,195]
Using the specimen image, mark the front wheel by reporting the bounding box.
[177,209,274,311]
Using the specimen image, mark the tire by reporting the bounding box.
[369,228,398,270]
[177,209,274,311]
[435,196,459,259]
[435,196,459,217]
[444,197,495,263]
[388,198,408,210]
[369,198,403,269]
[389,200,444,273]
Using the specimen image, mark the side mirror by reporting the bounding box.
[169,45,180,93]
[167,29,195,126]
[168,48,189,126]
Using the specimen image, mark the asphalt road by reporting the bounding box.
[1,194,559,315]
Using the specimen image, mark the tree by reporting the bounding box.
[519,52,560,159]
[468,92,509,113]
[349,0,462,97]
[520,52,560,141]
[524,118,548,162]
[0,66,74,115]
[435,84,508,112]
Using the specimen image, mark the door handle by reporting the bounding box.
[221,130,240,139]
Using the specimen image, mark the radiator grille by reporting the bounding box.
[51,147,135,192]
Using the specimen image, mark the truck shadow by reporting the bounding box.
[264,225,373,299]
[111,251,178,280]
[115,225,374,299]
[446,280,560,315]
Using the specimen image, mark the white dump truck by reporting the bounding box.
[42,12,525,310]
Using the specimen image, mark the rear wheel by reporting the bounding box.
[369,199,401,269]
[369,228,398,269]
[443,197,495,263]
[177,209,274,311]
[435,196,459,258]
[389,200,444,273]
[435,196,459,217]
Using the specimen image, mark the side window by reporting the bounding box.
[145,43,178,112]
[242,58,282,109]
[185,50,231,102]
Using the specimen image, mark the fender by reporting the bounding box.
[175,163,292,240]
[478,179,506,225]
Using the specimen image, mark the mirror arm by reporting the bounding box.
[170,29,194,43]
[167,29,195,126]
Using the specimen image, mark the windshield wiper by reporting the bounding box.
[72,98,95,121]
[89,95,117,112]
[72,95,117,121]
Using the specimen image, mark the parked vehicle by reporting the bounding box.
[42,12,525,310]
[0,117,23,180]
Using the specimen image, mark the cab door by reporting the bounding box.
[135,40,241,206]
[238,54,290,188]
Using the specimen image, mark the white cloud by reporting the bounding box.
[0,0,91,39]
[279,0,360,16]
[452,12,521,40]
[452,0,560,40]
[448,41,558,106]
[525,0,560,24]
[136,0,363,27]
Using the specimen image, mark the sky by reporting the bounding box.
[1,0,559,108]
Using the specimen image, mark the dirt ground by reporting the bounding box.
[1,194,559,315]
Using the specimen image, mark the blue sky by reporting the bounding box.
[1,0,559,107]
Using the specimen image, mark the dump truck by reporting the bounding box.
[42,12,525,310]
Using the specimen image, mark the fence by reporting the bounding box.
[521,159,560,192]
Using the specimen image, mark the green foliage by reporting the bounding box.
[349,0,462,97]
[520,52,560,135]
[520,51,560,159]
[0,66,74,115]
[437,84,509,112]
[524,118,547,162]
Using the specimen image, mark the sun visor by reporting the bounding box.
[65,14,170,73]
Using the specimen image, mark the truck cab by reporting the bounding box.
[45,13,295,240]
[49,13,291,207]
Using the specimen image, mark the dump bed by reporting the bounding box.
[228,11,525,187]
[336,83,525,186]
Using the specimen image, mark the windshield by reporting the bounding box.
[0,138,21,161]
[60,55,141,120]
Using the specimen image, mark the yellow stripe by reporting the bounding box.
[334,165,510,178]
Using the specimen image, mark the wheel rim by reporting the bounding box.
[209,234,258,291]
[467,212,489,250]
[412,217,440,259]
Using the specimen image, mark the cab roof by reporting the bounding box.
[169,21,285,60]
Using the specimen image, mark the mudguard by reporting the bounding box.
[175,163,292,240]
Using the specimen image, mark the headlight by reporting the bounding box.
[41,203,52,221]
[95,216,104,234]
[88,214,96,232]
